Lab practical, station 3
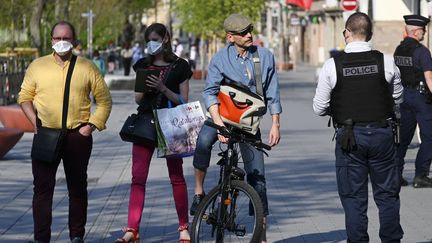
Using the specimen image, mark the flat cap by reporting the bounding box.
[404,14,430,27]
[224,13,252,33]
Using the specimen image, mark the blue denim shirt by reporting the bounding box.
[203,43,282,115]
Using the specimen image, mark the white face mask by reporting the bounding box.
[147,41,163,55]
[52,40,73,56]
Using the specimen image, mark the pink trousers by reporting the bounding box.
[127,144,189,231]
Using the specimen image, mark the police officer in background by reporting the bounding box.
[313,12,404,242]
[394,14,432,188]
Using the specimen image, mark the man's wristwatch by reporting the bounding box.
[89,123,97,132]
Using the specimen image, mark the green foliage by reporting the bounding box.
[172,0,265,39]
[0,0,152,53]
[69,0,126,50]
[1,0,265,52]
[0,0,33,30]
[63,0,153,52]
[0,0,33,50]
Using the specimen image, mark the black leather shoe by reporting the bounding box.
[413,175,432,188]
[401,177,409,186]
[71,237,84,243]
[190,193,205,216]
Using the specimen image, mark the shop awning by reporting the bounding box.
[286,0,313,10]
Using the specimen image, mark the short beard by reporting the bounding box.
[236,41,253,50]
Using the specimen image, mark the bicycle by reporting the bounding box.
[191,120,272,243]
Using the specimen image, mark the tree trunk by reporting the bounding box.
[30,0,47,54]
[55,0,70,21]
[63,0,70,21]
[30,0,47,53]
[54,0,60,21]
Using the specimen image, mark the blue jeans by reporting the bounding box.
[335,126,403,242]
[193,120,269,215]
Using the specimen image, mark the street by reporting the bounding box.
[0,63,431,242]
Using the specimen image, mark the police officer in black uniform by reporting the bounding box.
[313,12,404,242]
[394,14,432,188]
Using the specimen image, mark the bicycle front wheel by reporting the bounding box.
[191,180,264,243]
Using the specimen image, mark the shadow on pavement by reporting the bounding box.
[274,229,346,243]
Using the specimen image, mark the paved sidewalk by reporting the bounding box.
[1,64,431,242]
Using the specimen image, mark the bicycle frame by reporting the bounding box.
[193,120,270,242]
[214,139,245,241]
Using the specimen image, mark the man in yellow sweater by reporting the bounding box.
[18,21,112,243]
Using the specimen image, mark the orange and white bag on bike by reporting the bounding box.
[216,49,267,135]
[218,81,266,134]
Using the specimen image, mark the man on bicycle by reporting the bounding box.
[190,13,282,242]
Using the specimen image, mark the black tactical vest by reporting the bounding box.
[331,51,394,124]
[394,37,425,87]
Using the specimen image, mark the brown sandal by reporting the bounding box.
[114,227,139,243]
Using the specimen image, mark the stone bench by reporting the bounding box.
[0,105,33,132]
[0,105,33,159]
[0,127,24,159]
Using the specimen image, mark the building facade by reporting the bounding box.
[289,0,431,66]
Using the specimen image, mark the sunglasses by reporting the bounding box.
[232,26,254,36]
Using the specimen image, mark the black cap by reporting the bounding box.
[403,14,430,27]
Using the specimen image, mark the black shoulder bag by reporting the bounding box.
[119,60,176,146]
[31,55,77,164]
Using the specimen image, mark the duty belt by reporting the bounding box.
[403,83,420,89]
[336,120,389,129]
[404,82,430,95]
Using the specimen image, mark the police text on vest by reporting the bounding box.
[394,56,413,66]
[343,65,378,76]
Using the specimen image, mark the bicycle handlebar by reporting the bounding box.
[204,120,272,151]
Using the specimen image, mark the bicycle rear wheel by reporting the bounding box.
[191,180,264,243]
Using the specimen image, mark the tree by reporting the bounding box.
[0,0,152,54]
[172,0,265,39]
[122,19,135,45]
[54,0,70,21]
[67,0,152,52]
[172,0,265,71]
[0,0,33,49]
[30,0,47,54]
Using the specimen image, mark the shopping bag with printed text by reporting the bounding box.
[155,101,205,158]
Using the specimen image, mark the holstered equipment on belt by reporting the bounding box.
[392,105,401,145]
[419,81,432,104]
[338,118,357,152]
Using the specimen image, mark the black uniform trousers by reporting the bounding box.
[335,125,403,242]
[396,87,432,177]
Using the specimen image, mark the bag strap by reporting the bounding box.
[153,58,178,108]
[162,58,178,84]
[252,49,263,97]
[167,94,185,108]
[61,55,78,130]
